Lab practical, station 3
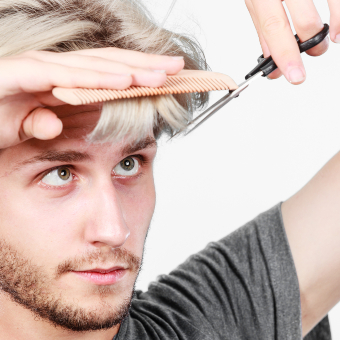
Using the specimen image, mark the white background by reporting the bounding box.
[135,0,340,337]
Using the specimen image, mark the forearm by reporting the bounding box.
[282,151,340,336]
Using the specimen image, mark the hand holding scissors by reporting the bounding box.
[245,0,338,84]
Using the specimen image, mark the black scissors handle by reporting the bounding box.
[245,23,329,80]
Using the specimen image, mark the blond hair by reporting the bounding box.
[0,0,209,142]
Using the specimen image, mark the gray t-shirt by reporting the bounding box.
[114,203,332,339]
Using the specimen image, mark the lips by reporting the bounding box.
[73,266,127,285]
[83,266,125,274]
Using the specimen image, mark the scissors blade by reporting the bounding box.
[171,71,263,138]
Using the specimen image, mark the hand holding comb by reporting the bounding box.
[52,70,238,105]
[52,23,329,137]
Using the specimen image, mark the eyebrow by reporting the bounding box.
[10,137,157,172]
[120,136,157,156]
[12,150,92,172]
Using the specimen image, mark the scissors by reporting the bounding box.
[173,23,329,137]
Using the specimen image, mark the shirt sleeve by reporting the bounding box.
[117,203,332,340]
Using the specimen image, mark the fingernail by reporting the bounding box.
[153,69,166,73]
[266,76,274,80]
[334,34,340,43]
[171,56,184,60]
[287,67,305,84]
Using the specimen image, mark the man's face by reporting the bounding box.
[0,105,157,332]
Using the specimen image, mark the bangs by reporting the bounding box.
[86,94,190,143]
[0,0,210,142]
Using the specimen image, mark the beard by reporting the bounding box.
[0,239,142,332]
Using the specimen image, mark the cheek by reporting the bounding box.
[118,178,156,250]
[0,171,156,265]
[0,185,84,263]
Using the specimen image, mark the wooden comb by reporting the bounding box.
[52,70,238,105]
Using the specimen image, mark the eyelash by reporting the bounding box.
[113,155,148,179]
[37,154,148,188]
[38,165,76,189]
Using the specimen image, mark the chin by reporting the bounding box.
[43,285,135,332]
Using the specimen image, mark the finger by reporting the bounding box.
[252,0,306,84]
[0,59,133,98]
[21,107,63,141]
[245,0,271,56]
[64,47,185,75]
[245,0,283,79]
[328,0,340,43]
[33,91,69,107]
[267,68,283,79]
[285,0,329,56]
[20,51,168,87]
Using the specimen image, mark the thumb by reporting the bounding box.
[21,107,63,141]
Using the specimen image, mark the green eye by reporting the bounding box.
[41,167,73,186]
[58,167,71,180]
[120,157,135,171]
[114,157,139,176]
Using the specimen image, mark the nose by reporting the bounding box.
[83,182,130,249]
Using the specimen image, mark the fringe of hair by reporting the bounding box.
[87,95,189,143]
[0,0,209,142]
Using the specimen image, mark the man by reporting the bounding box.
[0,0,338,339]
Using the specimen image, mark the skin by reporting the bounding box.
[282,152,340,336]
[244,0,340,84]
[0,48,184,149]
[0,105,158,340]
[0,45,339,339]
[243,0,340,334]
[2,104,337,340]
[0,48,181,339]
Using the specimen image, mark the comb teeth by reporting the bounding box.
[52,70,238,105]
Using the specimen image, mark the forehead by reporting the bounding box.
[0,104,156,167]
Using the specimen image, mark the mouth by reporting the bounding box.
[73,266,127,285]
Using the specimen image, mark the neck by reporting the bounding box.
[0,292,119,340]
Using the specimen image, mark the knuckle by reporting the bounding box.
[20,57,40,69]
[296,16,322,35]
[68,68,98,88]
[94,77,107,89]
[276,48,294,60]
[86,55,101,64]
[261,16,287,36]
[86,55,110,67]
[65,70,79,88]
[82,55,100,68]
